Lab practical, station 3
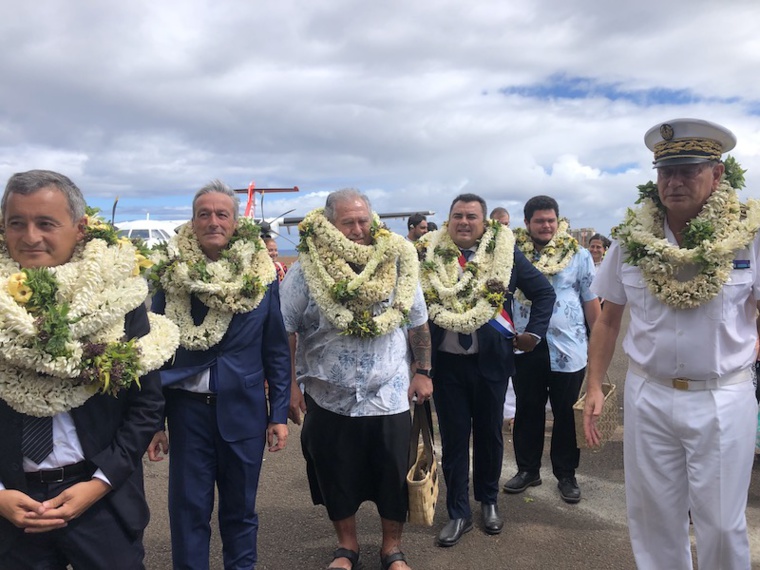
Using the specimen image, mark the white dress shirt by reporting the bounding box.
[0,412,111,490]
[592,226,760,380]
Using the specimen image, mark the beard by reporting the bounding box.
[531,235,551,247]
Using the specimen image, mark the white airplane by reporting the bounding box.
[114,185,434,248]
[114,216,185,248]
[233,183,435,240]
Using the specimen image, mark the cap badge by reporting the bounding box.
[660,123,674,141]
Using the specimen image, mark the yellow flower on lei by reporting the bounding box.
[0,214,179,417]
[6,272,32,304]
[296,208,418,337]
[417,220,515,333]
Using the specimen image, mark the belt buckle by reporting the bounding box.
[43,467,66,483]
[672,378,690,391]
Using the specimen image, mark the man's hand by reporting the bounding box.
[0,489,66,532]
[267,423,288,452]
[147,431,169,462]
[513,333,539,353]
[288,382,306,425]
[408,373,433,404]
[583,387,605,448]
[23,479,111,533]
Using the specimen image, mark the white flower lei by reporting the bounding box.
[417,221,515,333]
[152,219,276,350]
[513,219,578,306]
[297,208,418,337]
[0,237,179,416]
[615,180,760,308]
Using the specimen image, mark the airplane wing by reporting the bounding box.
[279,210,435,228]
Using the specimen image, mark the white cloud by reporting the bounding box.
[1,0,759,241]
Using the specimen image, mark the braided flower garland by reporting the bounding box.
[0,217,179,416]
[417,220,515,333]
[297,208,418,337]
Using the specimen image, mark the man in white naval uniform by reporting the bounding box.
[584,118,760,570]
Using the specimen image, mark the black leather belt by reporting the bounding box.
[172,389,217,405]
[25,461,91,484]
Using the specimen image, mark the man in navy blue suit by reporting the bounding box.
[418,193,555,547]
[148,180,291,570]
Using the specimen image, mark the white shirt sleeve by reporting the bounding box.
[591,240,627,306]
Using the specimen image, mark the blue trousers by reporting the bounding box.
[166,392,265,570]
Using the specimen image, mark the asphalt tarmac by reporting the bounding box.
[142,312,760,569]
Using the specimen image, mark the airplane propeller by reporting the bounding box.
[259,208,296,241]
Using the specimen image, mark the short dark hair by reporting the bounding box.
[524,195,559,222]
[589,233,611,249]
[449,193,487,218]
[426,221,438,231]
[408,212,427,229]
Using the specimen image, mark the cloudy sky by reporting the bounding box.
[2,0,759,246]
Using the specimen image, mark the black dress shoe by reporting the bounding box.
[436,517,473,547]
[481,503,503,535]
[502,471,542,494]
[558,476,581,504]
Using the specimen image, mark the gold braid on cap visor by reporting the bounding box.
[653,138,723,163]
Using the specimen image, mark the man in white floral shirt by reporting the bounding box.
[584,119,760,568]
[281,188,432,570]
[504,195,600,504]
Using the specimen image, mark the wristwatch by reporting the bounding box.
[415,368,433,378]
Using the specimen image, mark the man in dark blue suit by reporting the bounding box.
[148,181,291,570]
[0,170,167,569]
[418,193,555,547]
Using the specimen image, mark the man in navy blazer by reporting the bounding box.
[423,193,555,548]
[148,181,291,570]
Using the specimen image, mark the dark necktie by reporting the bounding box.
[458,249,474,350]
[22,414,53,464]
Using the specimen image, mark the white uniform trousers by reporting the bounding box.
[624,368,757,570]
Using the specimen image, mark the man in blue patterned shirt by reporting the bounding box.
[503,195,601,504]
[280,188,432,570]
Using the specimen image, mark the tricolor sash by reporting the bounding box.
[488,307,516,339]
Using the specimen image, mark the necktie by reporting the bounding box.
[22,414,53,464]
[458,249,474,350]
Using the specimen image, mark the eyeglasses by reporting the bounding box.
[657,163,710,181]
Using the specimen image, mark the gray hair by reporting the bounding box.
[324,188,372,222]
[2,170,87,222]
[192,179,240,221]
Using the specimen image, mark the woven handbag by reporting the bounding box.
[573,374,619,449]
[407,401,439,526]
